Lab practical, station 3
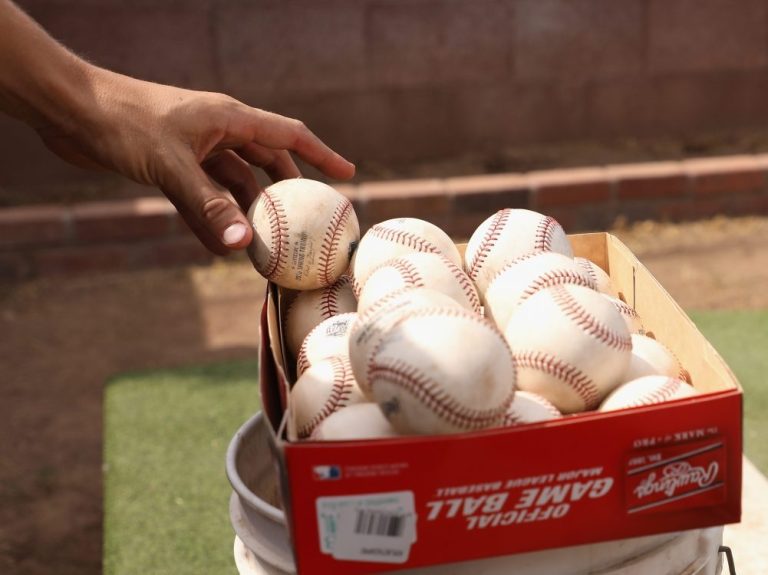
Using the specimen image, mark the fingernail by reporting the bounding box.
[223,223,247,246]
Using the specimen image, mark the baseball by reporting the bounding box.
[484,251,596,331]
[603,294,644,334]
[310,403,399,441]
[504,284,632,414]
[348,287,463,397]
[357,252,481,315]
[574,256,620,298]
[296,312,357,376]
[247,178,360,290]
[624,334,683,382]
[599,375,696,412]
[290,355,366,439]
[367,307,516,435]
[464,209,573,297]
[282,275,357,359]
[351,218,461,296]
[502,391,562,426]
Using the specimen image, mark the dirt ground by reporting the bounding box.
[1,215,768,575]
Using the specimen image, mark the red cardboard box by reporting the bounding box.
[258,233,742,575]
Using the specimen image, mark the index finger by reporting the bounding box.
[222,106,356,180]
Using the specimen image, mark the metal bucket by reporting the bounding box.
[227,412,723,575]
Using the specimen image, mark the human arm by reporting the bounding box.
[0,0,355,254]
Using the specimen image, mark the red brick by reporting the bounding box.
[530,168,613,209]
[33,244,136,277]
[654,199,726,222]
[72,198,176,243]
[730,193,768,215]
[684,157,767,196]
[445,174,531,213]
[0,204,71,246]
[0,251,31,280]
[357,179,451,228]
[608,162,689,200]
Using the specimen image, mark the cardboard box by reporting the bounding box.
[258,233,742,575]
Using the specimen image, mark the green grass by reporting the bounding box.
[690,310,768,475]
[104,360,259,575]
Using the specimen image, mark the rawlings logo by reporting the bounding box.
[633,461,719,499]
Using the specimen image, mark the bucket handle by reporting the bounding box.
[718,545,737,575]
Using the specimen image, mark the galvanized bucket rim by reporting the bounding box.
[226,410,284,524]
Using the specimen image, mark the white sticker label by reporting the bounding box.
[316,491,416,563]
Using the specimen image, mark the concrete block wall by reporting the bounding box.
[4,0,768,202]
[3,155,768,279]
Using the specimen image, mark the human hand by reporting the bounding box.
[36,67,355,255]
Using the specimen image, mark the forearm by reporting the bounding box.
[0,0,93,130]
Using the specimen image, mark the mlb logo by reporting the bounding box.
[313,465,342,480]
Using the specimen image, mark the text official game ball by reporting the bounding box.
[247,178,359,290]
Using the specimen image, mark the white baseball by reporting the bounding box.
[502,391,561,426]
[283,275,356,358]
[296,313,357,376]
[574,256,620,298]
[484,251,596,331]
[247,178,360,289]
[357,252,481,315]
[351,218,461,296]
[624,334,683,382]
[348,287,463,397]
[290,355,366,439]
[599,375,696,412]
[504,284,632,414]
[368,307,516,435]
[310,403,399,441]
[464,209,573,297]
[603,294,644,334]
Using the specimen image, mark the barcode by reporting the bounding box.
[353,509,405,537]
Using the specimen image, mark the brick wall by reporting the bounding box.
[3,155,768,280]
[3,0,768,202]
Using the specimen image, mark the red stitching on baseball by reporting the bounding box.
[260,189,290,279]
[368,358,509,430]
[318,198,353,287]
[551,286,632,352]
[519,269,595,304]
[298,357,355,438]
[386,258,425,288]
[370,224,443,254]
[442,255,482,313]
[534,216,559,252]
[295,313,354,375]
[319,275,351,318]
[611,298,641,323]
[576,258,601,287]
[467,209,510,281]
[514,349,601,409]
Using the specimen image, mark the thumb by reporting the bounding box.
[159,155,254,254]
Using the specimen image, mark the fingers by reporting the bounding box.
[225,105,355,180]
[202,150,261,213]
[159,152,253,254]
[237,143,301,182]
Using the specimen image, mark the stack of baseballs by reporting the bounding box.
[246,178,697,442]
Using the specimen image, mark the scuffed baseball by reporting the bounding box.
[368,307,516,435]
[503,391,562,426]
[504,284,632,414]
[351,218,461,296]
[310,403,399,441]
[599,375,696,412]
[296,312,357,376]
[464,209,573,297]
[283,275,357,358]
[603,294,644,334]
[574,256,620,298]
[348,287,463,397]
[624,334,683,382]
[484,251,596,331]
[291,355,366,439]
[357,252,481,315]
[247,178,360,289]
